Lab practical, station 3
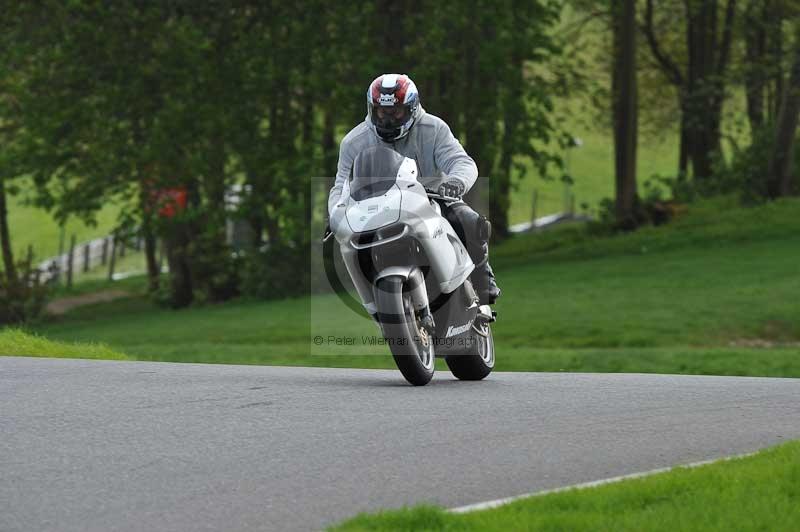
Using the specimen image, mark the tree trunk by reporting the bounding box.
[683,0,735,180]
[612,0,638,227]
[743,0,768,131]
[678,108,690,176]
[143,222,160,292]
[766,1,785,120]
[322,108,337,191]
[164,224,193,308]
[768,22,800,197]
[642,0,732,180]
[685,0,713,179]
[0,177,17,284]
[137,177,160,293]
[466,14,503,237]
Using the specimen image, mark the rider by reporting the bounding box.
[328,73,500,304]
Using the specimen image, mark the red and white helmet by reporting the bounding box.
[366,74,420,142]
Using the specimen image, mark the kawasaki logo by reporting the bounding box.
[446,322,472,338]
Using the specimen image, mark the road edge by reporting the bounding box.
[448,451,756,514]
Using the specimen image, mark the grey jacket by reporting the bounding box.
[328,107,478,216]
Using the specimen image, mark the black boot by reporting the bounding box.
[470,248,501,305]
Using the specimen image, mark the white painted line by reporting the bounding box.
[448,451,757,514]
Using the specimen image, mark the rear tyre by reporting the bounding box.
[374,276,435,386]
[445,321,494,381]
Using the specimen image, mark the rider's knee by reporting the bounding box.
[449,203,491,245]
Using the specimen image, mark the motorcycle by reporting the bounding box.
[325,146,496,386]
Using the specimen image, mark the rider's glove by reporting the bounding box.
[438,179,465,199]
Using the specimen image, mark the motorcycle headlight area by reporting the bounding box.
[350,224,408,249]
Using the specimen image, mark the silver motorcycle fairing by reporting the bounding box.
[345,184,402,232]
[330,175,474,313]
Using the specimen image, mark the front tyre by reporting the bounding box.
[374,276,435,386]
[445,321,494,381]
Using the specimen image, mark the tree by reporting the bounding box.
[642,0,737,179]
[0,2,40,285]
[0,94,20,285]
[0,3,49,322]
[3,0,569,306]
[768,20,800,197]
[742,0,787,132]
[611,0,638,227]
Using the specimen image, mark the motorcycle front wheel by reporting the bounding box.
[374,276,435,386]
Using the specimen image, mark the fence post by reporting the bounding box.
[58,224,65,257]
[101,237,109,265]
[25,245,34,284]
[83,243,90,273]
[67,234,76,288]
[108,234,117,281]
[157,238,166,272]
[50,259,60,285]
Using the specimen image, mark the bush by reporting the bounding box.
[0,255,48,325]
[673,125,800,203]
[713,126,775,202]
[238,242,309,300]
[593,186,679,233]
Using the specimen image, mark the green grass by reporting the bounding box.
[329,440,800,531]
[7,184,119,261]
[18,197,800,377]
[496,195,800,267]
[49,271,149,299]
[0,328,129,360]
[508,122,678,224]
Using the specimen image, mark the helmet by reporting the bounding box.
[366,74,420,142]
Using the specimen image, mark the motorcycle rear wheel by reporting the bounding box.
[445,320,494,381]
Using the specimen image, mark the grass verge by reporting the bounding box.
[17,197,800,377]
[330,440,800,531]
[0,329,129,360]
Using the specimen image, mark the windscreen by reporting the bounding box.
[349,146,402,201]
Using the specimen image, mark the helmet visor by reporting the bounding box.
[370,103,412,131]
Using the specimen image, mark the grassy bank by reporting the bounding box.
[13,197,797,377]
[7,184,119,261]
[330,440,800,531]
[0,329,128,360]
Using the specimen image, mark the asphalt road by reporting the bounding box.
[2,358,799,532]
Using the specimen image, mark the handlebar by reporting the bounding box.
[425,189,462,202]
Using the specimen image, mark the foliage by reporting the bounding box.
[2,0,567,305]
[0,253,47,325]
[238,243,310,301]
[3,0,799,309]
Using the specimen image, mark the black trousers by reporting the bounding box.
[438,200,491,267]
